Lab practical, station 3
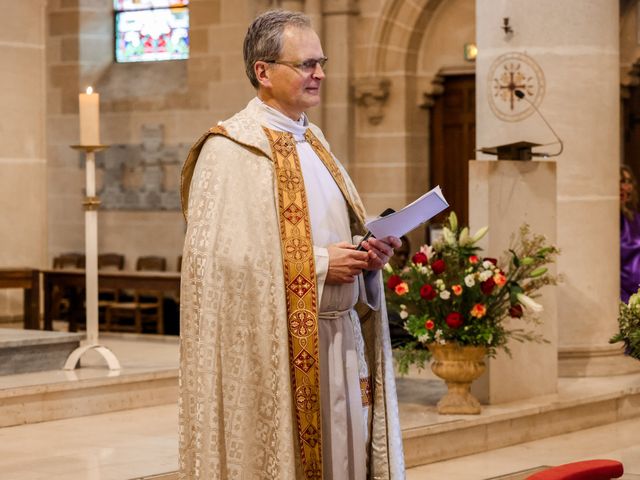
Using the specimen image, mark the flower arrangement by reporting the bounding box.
[384,212,559,374]
[610,291,640,361]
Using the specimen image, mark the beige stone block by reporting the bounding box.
[352,164,406,196]
[0,49,46,159]
[59,37,79,62]
[209,81,254,113]
[406,163,429,198]
[354,134,408,165]
[220,0,250,23]
[403,424,487,467]
[49,11,80,36]
[49,64,80,88]
[190,0,221,27]
[98,211,184,271]
[556,198,619,346]
[60,86,82,114]
[209,24,246,54]
[189,27,209,55]
[47,165,85,197]
[359,194,407,220]
[0,162,47,268]
[219,53,246,82]
[78,35,112,64]
[618,391,640,421]
[188,55,222,84]
[79,11,113,37]
[0,1,46,46]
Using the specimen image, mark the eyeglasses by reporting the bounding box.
[266,56,328,74]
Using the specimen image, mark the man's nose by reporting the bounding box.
[312,63,325,79]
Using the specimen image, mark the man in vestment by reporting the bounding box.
[179,10,405,479]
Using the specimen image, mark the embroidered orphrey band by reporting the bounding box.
[264,127,323,480]
[360,377,373,407]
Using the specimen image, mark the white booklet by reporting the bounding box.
[365,185,449,239]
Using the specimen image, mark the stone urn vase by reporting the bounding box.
[428,342,487,415]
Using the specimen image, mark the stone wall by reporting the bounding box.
[0,1,48,319]
[45,0,253,271]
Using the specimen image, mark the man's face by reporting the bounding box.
[260,26,326,119]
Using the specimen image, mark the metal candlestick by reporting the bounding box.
[63,144,121,371]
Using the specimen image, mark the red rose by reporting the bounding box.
[412,252,428,265]
[387,275,402,290]
[480,277,496,295]
[445,312,464,329]
[431,259,446,274]
[509,304,524,318]
[420,284,437,300]
[484,257,498,266]
[425,319,435,330]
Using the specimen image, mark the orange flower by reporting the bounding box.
[395,282,409,295]
[494,272,507,287]
[470,303,487,318]
[425,319,435,330]
[451,284,463,296]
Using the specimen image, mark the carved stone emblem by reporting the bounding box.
[487,52,545,122]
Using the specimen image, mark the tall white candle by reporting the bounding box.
[79,86,100,146]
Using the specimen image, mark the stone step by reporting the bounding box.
[0,328,82,375]
[0,334,178,428]
[397,371,640,467]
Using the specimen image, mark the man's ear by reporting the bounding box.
[255,61,272,88]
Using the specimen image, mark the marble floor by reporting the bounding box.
[0,403,638,480]
[1,326,639,479]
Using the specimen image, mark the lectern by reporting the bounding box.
[479,141,541,161]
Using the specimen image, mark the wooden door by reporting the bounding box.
[430,74,476,231]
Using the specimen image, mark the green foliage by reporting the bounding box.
[610,292,640,361]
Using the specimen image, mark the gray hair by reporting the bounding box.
[243,10,312,89]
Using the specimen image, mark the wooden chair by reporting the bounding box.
[97,253,125,326]
[105,256,166,334]
[50,252,85,324]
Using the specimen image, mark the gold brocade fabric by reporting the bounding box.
[263,127,322,480]
[179,99,405,480]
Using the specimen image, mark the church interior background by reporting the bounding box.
[2,0,640,478]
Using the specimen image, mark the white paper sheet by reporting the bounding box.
[365,185,449,239]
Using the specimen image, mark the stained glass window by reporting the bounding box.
[115,0,189,63]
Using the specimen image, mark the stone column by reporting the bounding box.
[0,1,48,320]
[321,0,358,167]
[476,0,638,376]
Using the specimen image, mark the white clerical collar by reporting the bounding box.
[255,97,308,140]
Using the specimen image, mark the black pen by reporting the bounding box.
[356,208,396,251]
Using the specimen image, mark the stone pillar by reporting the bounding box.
[321,0,358,167]
[0,1,48,320]
[476,0,638,376]
[469,161,557,403]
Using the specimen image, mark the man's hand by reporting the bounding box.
[326,242,370,284]
[360,236,402,271]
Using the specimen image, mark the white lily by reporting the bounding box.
[442,227,456,246]
[472,226,489,243]
[517,293,544,313]
[458,227,470,246]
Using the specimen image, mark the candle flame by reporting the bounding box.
[86,86,93,95]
